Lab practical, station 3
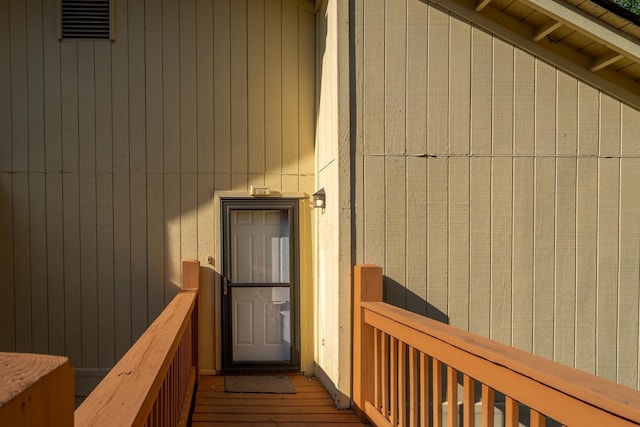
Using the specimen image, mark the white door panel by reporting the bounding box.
[228,209,292,363]
[231,210,290,283]
[232,287,291,361]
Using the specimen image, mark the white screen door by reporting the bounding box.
[222,200,298,371]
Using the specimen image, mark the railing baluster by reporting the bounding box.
[506,396,519,427]
[530,409,546,427]
[420,352,429,427]
[398,342,407,427]
[447,366,458,427]
[433,359,443,427]
[409,346,418,427]
[382,332,389,419]
[375,328,381,411]
[390,337,398,425]
[463,375,475,427]
[481,384,494,427]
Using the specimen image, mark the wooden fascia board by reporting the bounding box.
[427,0,640,106]
[516,0,640,63]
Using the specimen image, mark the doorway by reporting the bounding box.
[220,199,300,372]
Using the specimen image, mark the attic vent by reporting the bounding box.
[61,0,112,40]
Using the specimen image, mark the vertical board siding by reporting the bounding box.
[363,0,385,155]
[512,158,533,352]
[597,158,620,382]
[213,0,231,175]
[230,0,249,175]
[385,0,406,155]
[26,0,45,172]
[113,173,132,359]
[10,0,28,172]
[247,0,266,174]
[469,157,492,337]
[180,0,197,174]
[112,0,129,174]
[97,173,115,368]
[555,158,577,366]
[29,174,48,354]
[0,174,15,351]
[534,158,555,359]
[128,0,146,173]
[0,0,315,395]
[619,158,640,388]
[354,0,640,388]
[266,0,282,175]
[427,7,449,155]
[427,158,448,323]
[299,9,315,176]
[13,174,31,352]
[406,156,427,316]
[63,173,82,366]
[45,173,65,356]
[491,157,512,345]
[448,157,470,329]
[385,157,407,308]
[0,0,11,172]
[79,172,99,367]
[406,0,428,156]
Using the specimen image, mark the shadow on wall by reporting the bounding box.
[0,180,15,351]
[383,276,449,325]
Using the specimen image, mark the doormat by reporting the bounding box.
[225,375,296,394]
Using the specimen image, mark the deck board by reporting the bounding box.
[191,376,366,426]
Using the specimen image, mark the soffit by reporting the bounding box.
[473,0,640,98]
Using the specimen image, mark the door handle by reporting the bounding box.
[223,276,228,296]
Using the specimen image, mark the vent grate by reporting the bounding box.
[61,0,112,40]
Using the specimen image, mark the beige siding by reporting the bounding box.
[354,0,640,389]
[0,0,315,394]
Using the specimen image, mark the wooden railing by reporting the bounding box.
[75,259,200,427]
[0,259,200,427]
[353,264,640,427]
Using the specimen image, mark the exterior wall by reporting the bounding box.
[314,0,352,407]
[353,0,640,389]
[0,0,315,394]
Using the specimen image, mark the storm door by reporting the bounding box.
[221,199,299,372]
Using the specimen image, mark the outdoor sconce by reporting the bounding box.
[312,189,326,209]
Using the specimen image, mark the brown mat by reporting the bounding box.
[225,375,296,394]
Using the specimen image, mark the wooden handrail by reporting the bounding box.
[353,264,640,427]
[75,259,200,427]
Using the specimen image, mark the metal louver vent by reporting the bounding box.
[61,0,112,40]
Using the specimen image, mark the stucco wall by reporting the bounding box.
[353,0,640,389]
[0,0,316,396]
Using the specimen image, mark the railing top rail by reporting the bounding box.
[362,299,640,425]
[75,289,197,427]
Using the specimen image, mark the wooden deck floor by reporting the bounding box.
[190,375,367,426]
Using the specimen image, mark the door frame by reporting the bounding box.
[220,198,301,373]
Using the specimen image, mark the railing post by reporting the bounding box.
[0,353,74,427]
[353,264,383,420]
[182,259,200,379]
